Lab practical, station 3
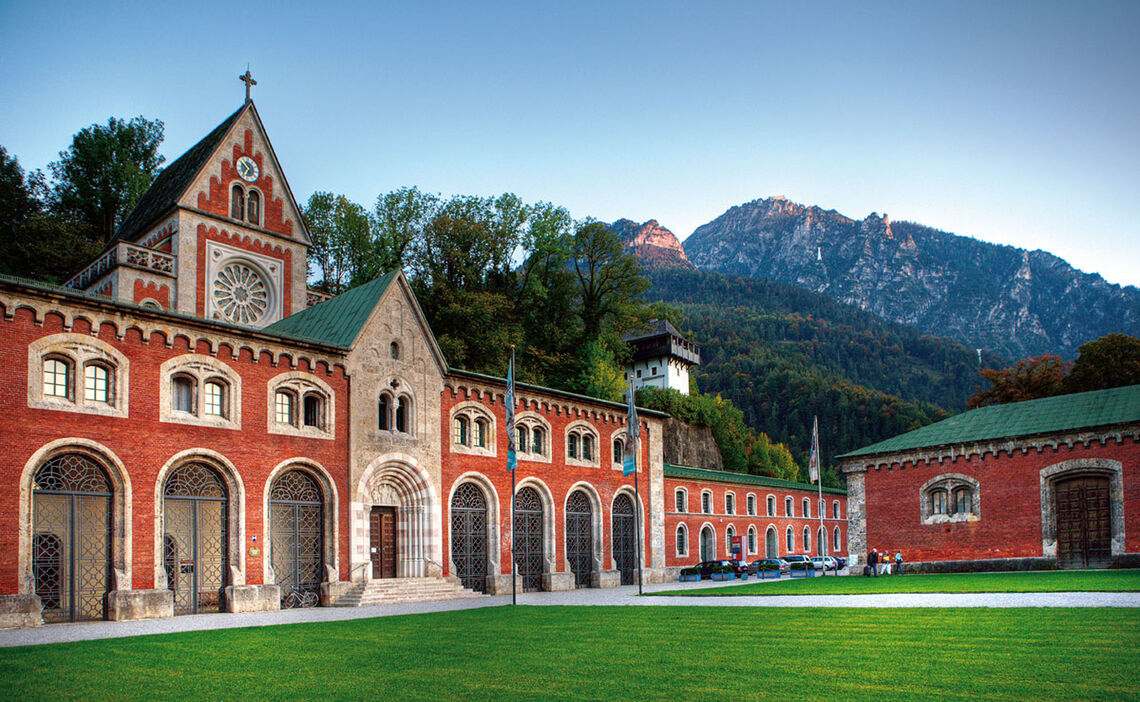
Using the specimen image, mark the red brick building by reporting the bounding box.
[839,386,1140,571]
[0,98,845,627]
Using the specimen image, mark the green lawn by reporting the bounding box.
[0,606,1137,700]
[654,569,1140,597]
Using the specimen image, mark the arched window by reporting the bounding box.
[833,526,841,552]
[565,425,598,464]
[231,184,245,219]
[932,489,948,515]
[378,393,391,430]
[726,525,736,554]
[803,497,810,518]
[785,497,793,516]
[786,526,794,552]
[275,390,296,426]
[531,426,544,455]
[453,416,469,446]
[818,527,826,556]
[303,393,324,429]
[395,396,410,433]
[748,526,757,555]
[43,357,73,399]
[567,433,578,459]
[833,500,840,519]
[612,437,624,463]
[725,493,735,515]
[701,491,712,514]
[83,363,111,404]
[517,426,529,453]
[953,487,972,515]
[581,435,593,461]
[676,524,688,556]
[747,494,756,516]
[203,380,227,418]
[246,190,260,224]
[474,418,488,448]
[675,489,687,512]
[803,526,811,553]
[390,341,399,360]
[173,375,196,414]
[767,495,775,516]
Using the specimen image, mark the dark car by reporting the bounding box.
[834,556,848,569]
[751,558,790,575]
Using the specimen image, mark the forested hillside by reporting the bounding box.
[644,268,1008,477]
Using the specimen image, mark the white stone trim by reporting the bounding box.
[724,490,737,516]
[153,449,247,589]
[919,473,981,525]
[673,486,689,513]
[564,420,600,468]
[449,401,496,457]
[27,333,130,418]
[1039,459,1125,558]
[564,481,604,573]
[447,472,502,579]
[19,439,133,595]
[266,371,336,440]
[261,458,341,586]
[352,453,441,580]
[514,411,552,464]
[159,354,242,430]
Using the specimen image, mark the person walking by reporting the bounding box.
[894,550,903,575]
[868,548,879,577]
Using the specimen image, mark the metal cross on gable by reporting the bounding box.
[239,70,257,104]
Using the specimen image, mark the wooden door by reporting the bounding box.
[370,506,397,579]
[1056,476,1111,569]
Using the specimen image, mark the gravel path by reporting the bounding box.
[2,578,1137,648]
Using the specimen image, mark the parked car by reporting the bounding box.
[751,558,790,575]
[834,557,848,569]
[697,560,751,578]
[783,555,814,569]
[811,556,840,572]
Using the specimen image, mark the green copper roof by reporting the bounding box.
[839,384,1140,460]
[264,271,399,348]
[664,463,847,495]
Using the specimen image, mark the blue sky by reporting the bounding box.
[2,1,1137,286]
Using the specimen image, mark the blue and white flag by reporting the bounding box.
[808,415,820,483]
[506,348,517,473]
[623,388,639,476]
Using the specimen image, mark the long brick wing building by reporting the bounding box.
[0,98,842,627]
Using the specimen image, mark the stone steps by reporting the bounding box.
[334,577,485,607]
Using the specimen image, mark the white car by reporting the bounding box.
[811,556,839,571]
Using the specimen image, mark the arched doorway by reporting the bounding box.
[32,453,112,622]
[699,525,715,561]
[612,494,636,585]
[566,490,594,588]
[765,527,778,558]
[513,487,544,592]
[1056,475,1111,568]
[450,483,489,593]
[164,463,228,615]
[269,470,324,608]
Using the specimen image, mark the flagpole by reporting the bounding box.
[507,346,517,606]
[634,456,643,596]
[625,388,643,595]
[818,464,825,576]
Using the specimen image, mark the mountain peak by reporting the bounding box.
[608,218,694,270]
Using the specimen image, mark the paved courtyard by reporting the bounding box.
[3,576,1138,648]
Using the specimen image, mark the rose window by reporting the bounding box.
[213,261,270,324]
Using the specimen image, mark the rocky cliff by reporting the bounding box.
[681,196,1140,360]
[661,418,723,471]
[609,218,694,270]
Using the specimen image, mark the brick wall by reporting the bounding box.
[860,437,1140,563]
[0,306,350,594]
[663,477,847,565]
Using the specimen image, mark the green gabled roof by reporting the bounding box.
[664,463,847,495]
[264,271,399,348]
[112,104,246,245]
[839,384,1140,460]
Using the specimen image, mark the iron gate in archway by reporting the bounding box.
[766,528,778,558]
[164,463,228,615]
[566,490,593,588]
[513,487,544,592]
[270,470,324,608]
[450,483,489,593]
[32,454,112,623]
[612,494,636,585]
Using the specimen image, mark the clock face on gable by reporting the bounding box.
[236,156,260,183]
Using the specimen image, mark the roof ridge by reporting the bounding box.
[262,270,399,347]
